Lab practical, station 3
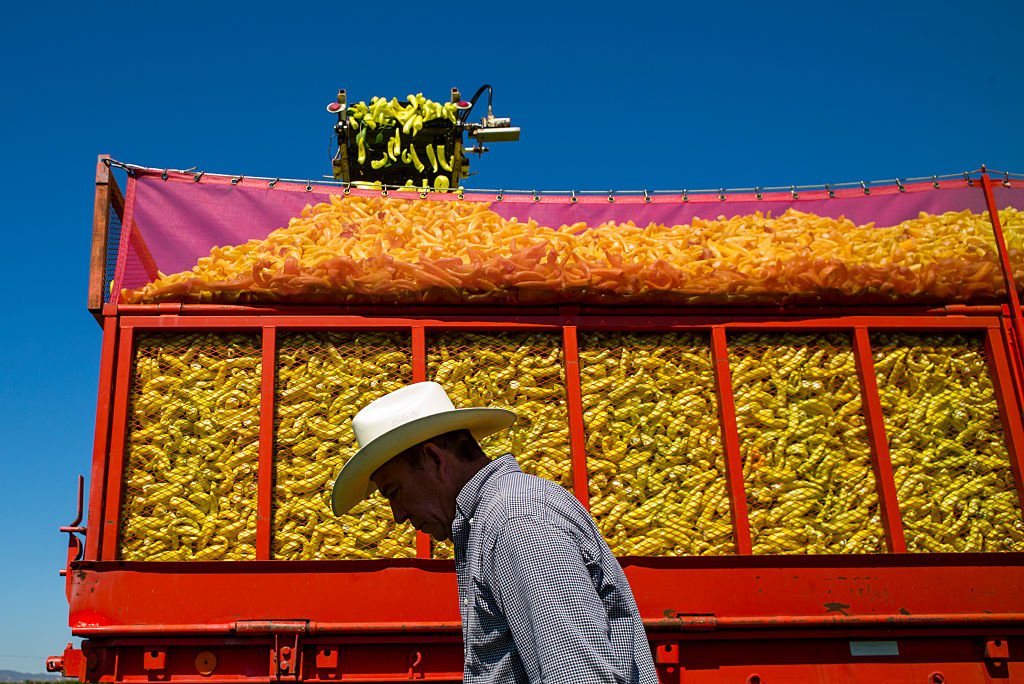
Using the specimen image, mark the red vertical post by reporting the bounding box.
[84,315,119,561]
[411,325,431,558]
[562,324,590,510]
[710,326,752,555]
[980,172,1024,376]
[852,327,907,553]
[100,325,135,561]
[985,326,1024,505]
[1000,306,1024,399]
[256,326,276,560]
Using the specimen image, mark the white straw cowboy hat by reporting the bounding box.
[330,381,516,515]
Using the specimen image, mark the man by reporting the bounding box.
[330,381,658,683]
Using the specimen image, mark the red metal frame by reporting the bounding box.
[852,327,907,553]
[710,326,753,555]
[411,325,431,559]
[256,326,276,560]
[985,327,1024,505]
[75,304,1024,682]
[84,316,119,560]
[93,312,1024,561]
[561,323,591,508]
[100,324,135,561]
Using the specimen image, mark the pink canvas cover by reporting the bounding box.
[112,168,1016,307]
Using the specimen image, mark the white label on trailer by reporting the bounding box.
[849,641,900,657]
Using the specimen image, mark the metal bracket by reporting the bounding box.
[143,647,167,673]
[985,637,1010,666]
[59,475,86,578]
[315,646,339,671]
[654,642,682,683]
[655,642,680,664]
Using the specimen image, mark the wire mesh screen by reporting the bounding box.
[273,332,415,560]
[579,332,733,556]
[729,332,884,554]
[104,200,122,304]
[872,332,1024,552]
[427,331,571,559]
[119,333,262,560]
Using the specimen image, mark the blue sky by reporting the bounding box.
[1,0,1022,673]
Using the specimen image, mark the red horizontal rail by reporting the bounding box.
[110,303,1007,318]
[72,613,1024,638]
[114,314,1002,332]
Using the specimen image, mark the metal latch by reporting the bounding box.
[271,634,300,681]
[235,620,307,680]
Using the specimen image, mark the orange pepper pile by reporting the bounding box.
[121,195,1020,306]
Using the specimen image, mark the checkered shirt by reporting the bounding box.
[452,454,659,683]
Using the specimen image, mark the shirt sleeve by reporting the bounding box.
[488,514,626,684]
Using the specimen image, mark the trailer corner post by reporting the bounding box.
[100,323,136,561]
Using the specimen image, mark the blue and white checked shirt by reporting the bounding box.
[452,454,659,683]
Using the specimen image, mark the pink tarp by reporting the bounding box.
[112,168,1018,307]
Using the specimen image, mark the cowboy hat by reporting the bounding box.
[330,381,516,515]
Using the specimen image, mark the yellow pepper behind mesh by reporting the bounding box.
[873,333,1024,552]
[273,332,415,560]
[581,332,734,556]
[120,333,261,561]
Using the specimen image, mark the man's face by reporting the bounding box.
[370,444,456,541]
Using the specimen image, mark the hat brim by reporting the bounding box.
[330,407,516,516]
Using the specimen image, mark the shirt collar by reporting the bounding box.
[455,453,521,522]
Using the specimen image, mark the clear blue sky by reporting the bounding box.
[1,0,1021,673]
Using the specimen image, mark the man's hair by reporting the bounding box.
[397,429,486,468]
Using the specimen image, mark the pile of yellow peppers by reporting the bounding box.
[273,332,415,560]
[873,333,1024,552]
[121,333,262,561]
[347,94,461,190]
[581,333,734,556]
[730,333,885,554]
[428,332,572,558]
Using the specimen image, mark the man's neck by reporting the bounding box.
[450,456,491,500]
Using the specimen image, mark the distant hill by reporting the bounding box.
[0,671,63,682]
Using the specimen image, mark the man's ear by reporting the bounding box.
[421,442,445,478]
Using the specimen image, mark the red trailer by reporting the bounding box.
[50,158,1024,682]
